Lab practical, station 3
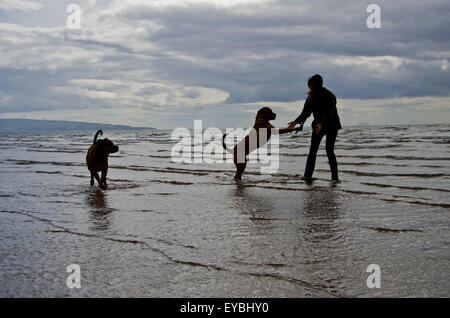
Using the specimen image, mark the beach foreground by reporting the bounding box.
[0,125,449,297]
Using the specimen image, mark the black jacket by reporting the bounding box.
[295,87,342,132]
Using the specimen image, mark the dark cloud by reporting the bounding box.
[0,0,449,127]
[112,0,450,100]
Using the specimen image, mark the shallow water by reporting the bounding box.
[0,124,449,297]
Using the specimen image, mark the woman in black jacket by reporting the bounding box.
[288,74,342,181]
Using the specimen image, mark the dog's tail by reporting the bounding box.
[222,133,233,154]
[93,130,103,144]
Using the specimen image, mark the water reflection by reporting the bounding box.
[302,187,341,241]
[85,188,113,231]
[299,186,349,292]
[232,184,274,216]
[230,183,348,293]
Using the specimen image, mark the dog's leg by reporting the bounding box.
[233,136,250,181]
[234,162,246,181]
[90,171,95,186]
[234,157,247,181]
[100,169,108,189]
[92,171,103,189]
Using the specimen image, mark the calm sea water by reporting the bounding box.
[0,124,449,297]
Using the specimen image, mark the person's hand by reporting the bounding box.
[287,121,297,129]
[314,123,322,134]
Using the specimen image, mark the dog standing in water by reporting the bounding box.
[223,107,302,181]
[86,130,119,189]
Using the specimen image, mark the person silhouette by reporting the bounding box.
[288,74,342,181]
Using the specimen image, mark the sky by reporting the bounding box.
[0,0,449,128]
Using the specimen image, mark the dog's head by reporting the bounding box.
[98,138,119,154]
[256,107,276,122]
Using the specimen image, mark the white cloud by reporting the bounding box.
[66,78,229,108]
[441,60,449,71]
[332,55,406,75]
[0,0,43,11]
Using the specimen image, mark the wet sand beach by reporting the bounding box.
[0,124,449,297]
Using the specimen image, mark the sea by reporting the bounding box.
[0,124,449,297]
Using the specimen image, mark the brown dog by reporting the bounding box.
[223,107,302,181]
[86,130,119,189]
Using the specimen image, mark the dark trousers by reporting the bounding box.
[304,129,338,180]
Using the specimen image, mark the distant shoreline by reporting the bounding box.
[0,118,155,132]
[0,118,447,132]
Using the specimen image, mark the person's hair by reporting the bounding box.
[308,74,323,88]
[306,74,323,98]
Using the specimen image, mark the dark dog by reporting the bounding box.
[86,130,119,189]
[223,107,302,181]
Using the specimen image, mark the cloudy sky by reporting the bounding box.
[0,0,449,128]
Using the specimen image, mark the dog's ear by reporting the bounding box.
[256,108,264,118]
[99,138,119,153]
[257,107,275,121]
[99,138,112,146]
[94,139,105,155]
[257,107,270,119]
[97,139,111,151]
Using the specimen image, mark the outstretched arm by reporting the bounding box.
[288,98,312,129]
[275,124,304,134]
